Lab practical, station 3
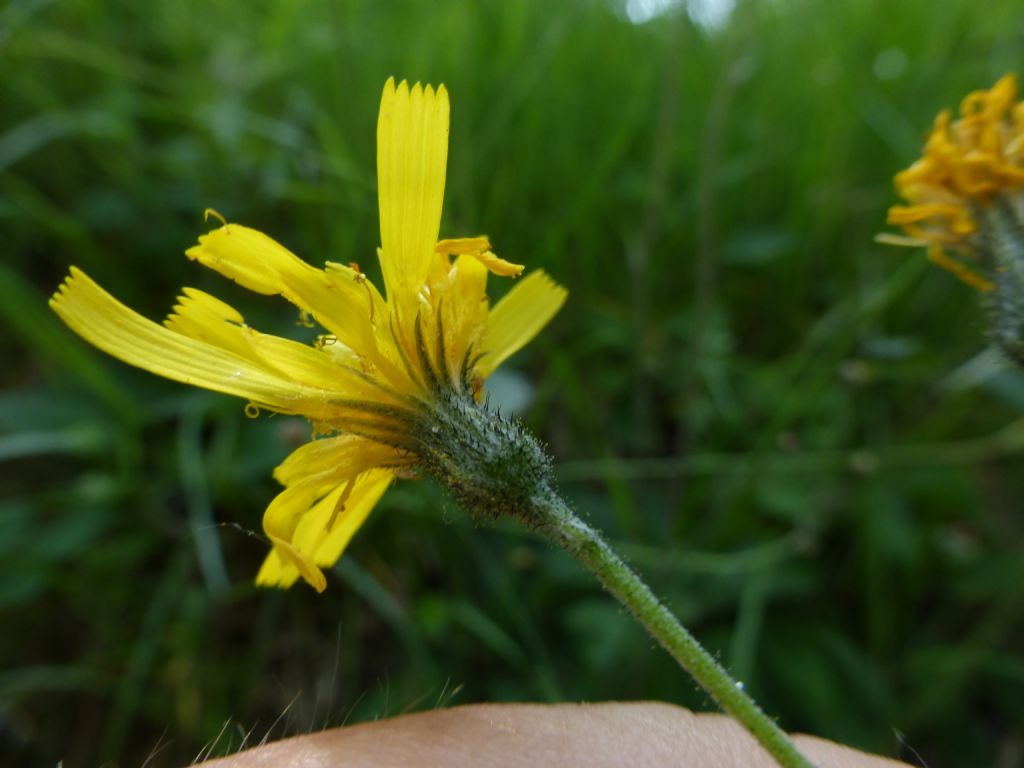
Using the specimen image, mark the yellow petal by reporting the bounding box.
[259,535,327,593]
[186,223,312,297]
[272,433,402,487]
[451,253,489,306]
[246,333,399,407]
[925,245,994,292]
[164,287,261,363]
[436,236,491,255]
[477,270,567,378]
[377,78,450,303]
[50,268,319,413]
[436,237,524,277]
[254,546,295,590]
[168,286,244,325]
[256,468,395,590]
[261,437,401,549]
[299,469,394,566]
[256,485,343,590]
[165,286,398,412]
[474,250,524,278]
[440,254,489,377]
[280,262,382,355]
[279,263,412,394]
[874,233,929,248]
[187,224,381,361]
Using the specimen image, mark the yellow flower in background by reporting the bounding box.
[50,78,567,592]
[886,74,1024,291]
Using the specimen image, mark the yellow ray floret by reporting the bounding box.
[50,78,567,592]
[437,237,525,277]
[479,270,569,378]
[257,469,395,590]
[886,74,1024,289]
[50,268,333,414]
[186,224,390,372]
[378,78,449,306]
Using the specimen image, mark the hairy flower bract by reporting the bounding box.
[50,78,567,592]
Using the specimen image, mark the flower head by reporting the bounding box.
[885,74,1024,290]
[50,78,567,592]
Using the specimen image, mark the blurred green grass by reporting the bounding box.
[2,0,1023,765]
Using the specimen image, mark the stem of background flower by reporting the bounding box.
[532,487,816,768]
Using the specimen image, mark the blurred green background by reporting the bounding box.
[3,0,1023,765]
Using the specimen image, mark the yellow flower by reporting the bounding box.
[885,74,1024,291]
[50,78,567,592]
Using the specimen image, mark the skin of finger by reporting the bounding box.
[196,702,914,768]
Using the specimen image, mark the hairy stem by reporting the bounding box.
[531,486,816,768]
[421,393,815,766]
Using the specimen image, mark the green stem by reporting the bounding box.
[532,487,816,768]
